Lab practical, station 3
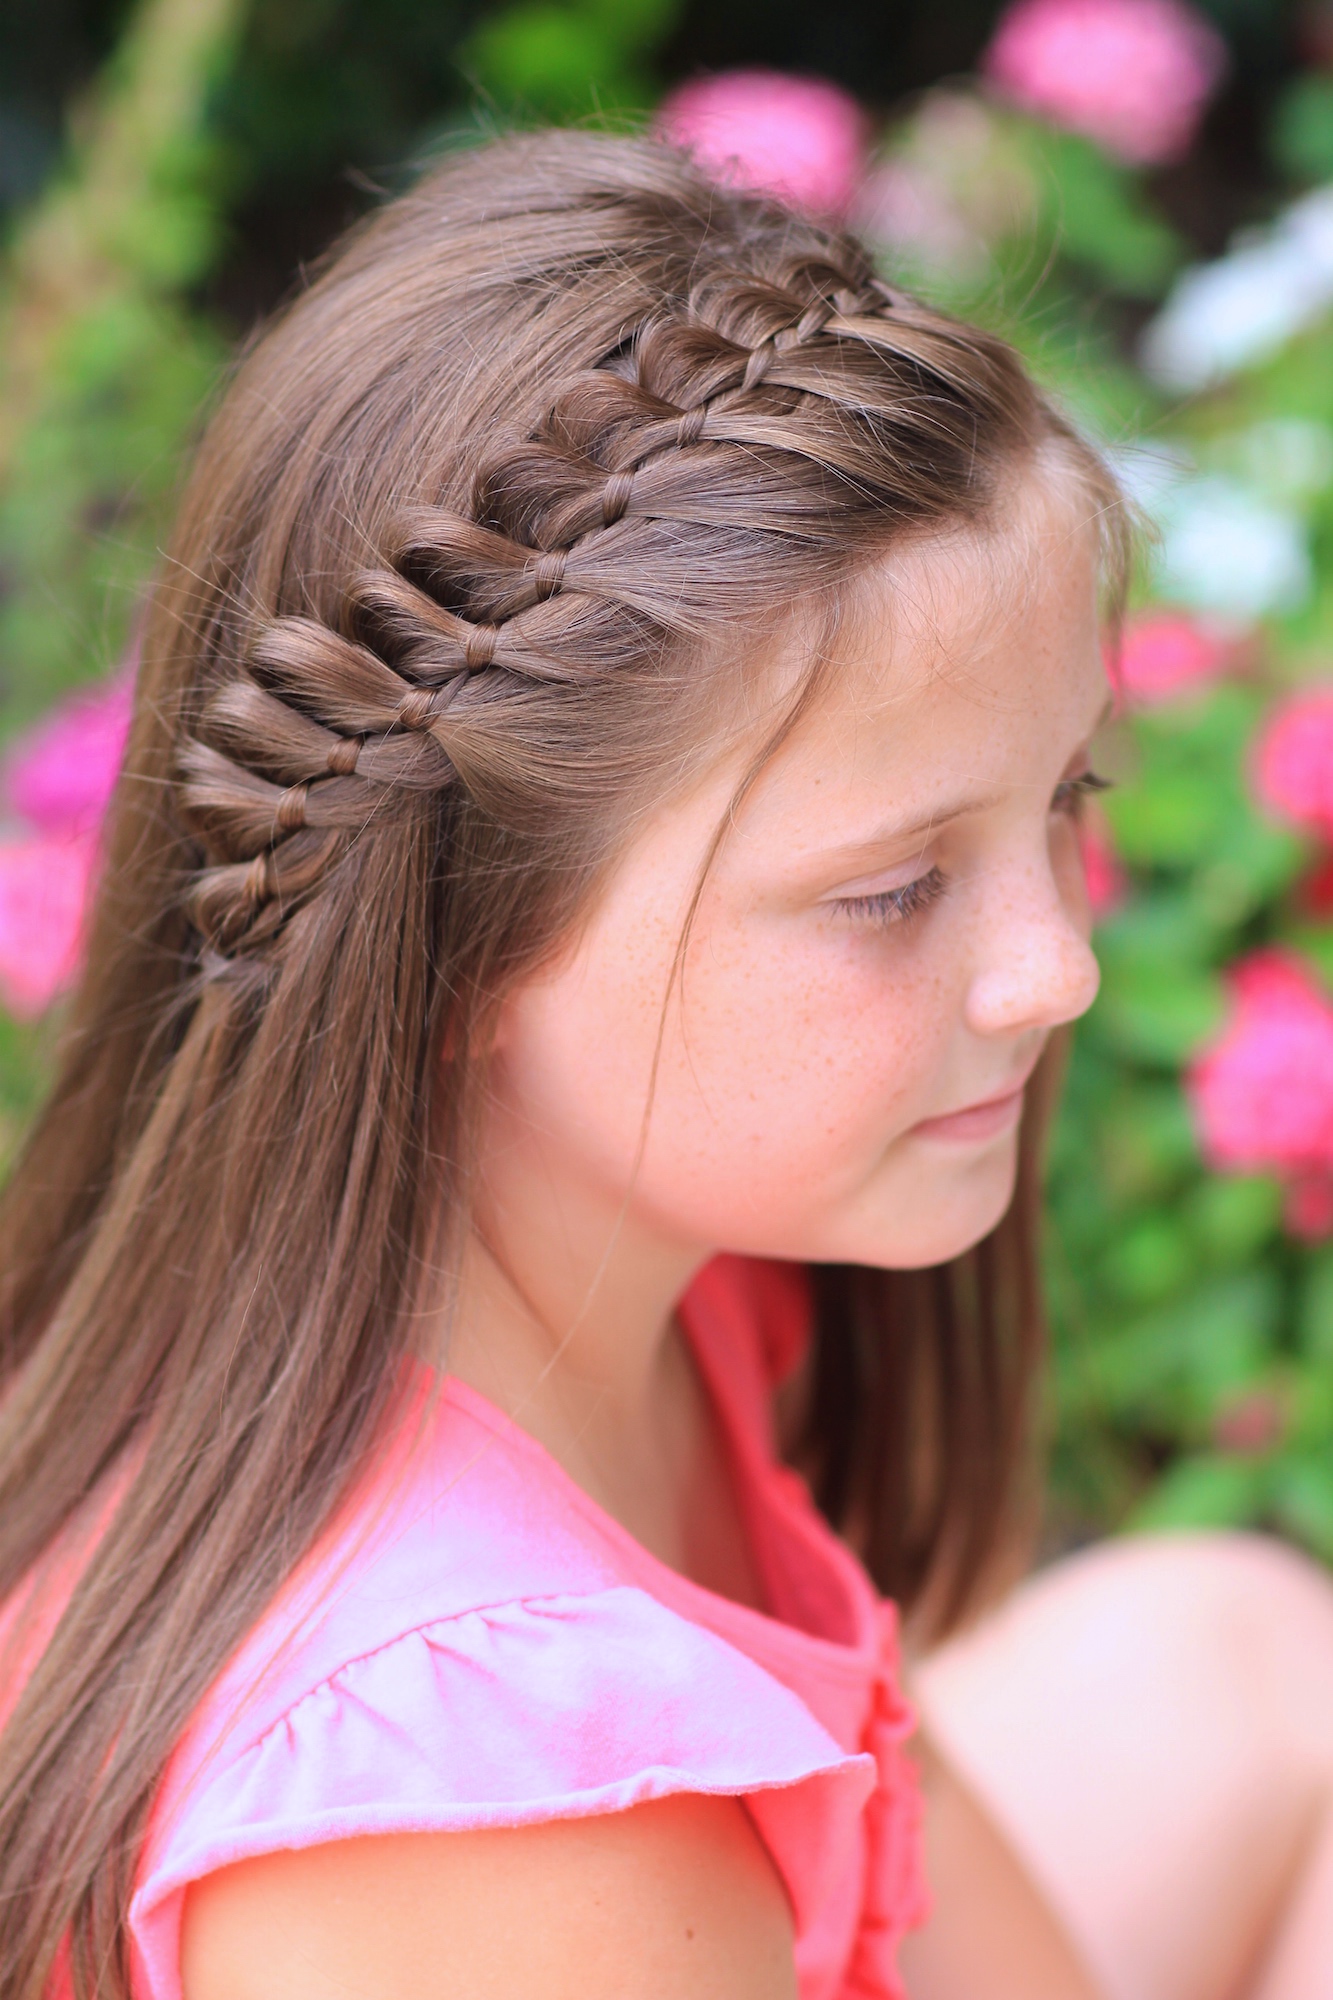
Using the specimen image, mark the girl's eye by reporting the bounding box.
[1052,770,1113,818]
[832,865,947,929]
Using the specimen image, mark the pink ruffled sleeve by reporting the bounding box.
[129,1584,877,2000]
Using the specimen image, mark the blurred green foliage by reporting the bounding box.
[1045,665,1333,1552]
[0,0,250,1146]
[463,0,681,118]
[0,0,241,728]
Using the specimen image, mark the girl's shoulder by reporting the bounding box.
[127,1257,885,2000]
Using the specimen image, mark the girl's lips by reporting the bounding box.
[910,1083,1028,1145]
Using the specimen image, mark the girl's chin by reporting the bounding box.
[847,1148,1021,1270]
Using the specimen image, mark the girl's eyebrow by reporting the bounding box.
[828,693,1118,859]
[818,792,1005,868]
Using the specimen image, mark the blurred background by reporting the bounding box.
[3,0,1333,1555]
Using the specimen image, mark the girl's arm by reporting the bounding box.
[897,1733,1104,2000]
[180,1791,798,2000]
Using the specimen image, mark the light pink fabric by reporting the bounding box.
[15,1256,929,1999]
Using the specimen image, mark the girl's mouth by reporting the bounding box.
[910,1081,1029,1145]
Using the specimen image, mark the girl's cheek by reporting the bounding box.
[670,921,949,1139]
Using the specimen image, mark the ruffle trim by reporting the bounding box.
[129,1584,877,2000]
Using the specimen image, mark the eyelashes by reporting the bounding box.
[1053,770,1113,817]
[833,866,948,930]
[830,770,1113,932]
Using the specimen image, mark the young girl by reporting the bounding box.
[1,129,1331,2000]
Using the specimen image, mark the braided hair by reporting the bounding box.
[174,217,1062,983]
[0,130,1124,1997]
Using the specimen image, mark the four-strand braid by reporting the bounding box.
[176,250,961,975]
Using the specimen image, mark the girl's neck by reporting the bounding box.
[439,1180,763,1607]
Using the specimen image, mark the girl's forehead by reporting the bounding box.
[723,506,1106,849]
[810,493,1103,727]
[623,476,1109,874]
[842,479,1103,666]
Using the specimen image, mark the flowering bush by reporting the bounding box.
[982,0,1227,166]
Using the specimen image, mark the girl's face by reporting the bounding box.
[488,476,1107,1274]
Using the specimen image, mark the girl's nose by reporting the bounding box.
[962,877,1101,1040]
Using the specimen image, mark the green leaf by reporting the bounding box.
[1090,891,1227,1063]
[1289,1364,1333,1447]
[1297,1248,1333,1369]
[1270,1452,1333,1561]
[460,0,682,116]
[1100,1212,1196,1307]
[462,8,626,115]
[1185,1175,1283,1267]
[1020,125,1182,298]
[1085,1270,1279,1432]
[582,0,679,49]
[0,1014,54,1175]
[1094,1080,1199,1204]
[1104,768,1229,868]
[1195,819,1305,924]
[1287,924,1333,995]
[1095,891,1218,971]
[1092,966,1224,1066]
[1129,1453,1270,1531]
[1272,74,1333,187]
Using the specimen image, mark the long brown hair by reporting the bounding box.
[0,129,1123,1994]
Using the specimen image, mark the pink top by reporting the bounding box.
[17,1256,930,2000]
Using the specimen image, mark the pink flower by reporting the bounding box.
[5,672,132,838]
[983,0,1228,166]
[656,70,869,217]
[1188,951,1333,1178]
[0,832,96,1019]
[1078,817,1126,917]
[1254,686,1333,840]
[1109,612,1236,707]
[0,666,133,1016]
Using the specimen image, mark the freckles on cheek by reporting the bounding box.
[671,924,947,1155]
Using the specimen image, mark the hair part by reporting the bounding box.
[0,128,1125,1994]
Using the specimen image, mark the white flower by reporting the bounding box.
[1140,185,1333,392]
[1154,477,1312,618]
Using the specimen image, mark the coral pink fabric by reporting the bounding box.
[11,1255,929,2000]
